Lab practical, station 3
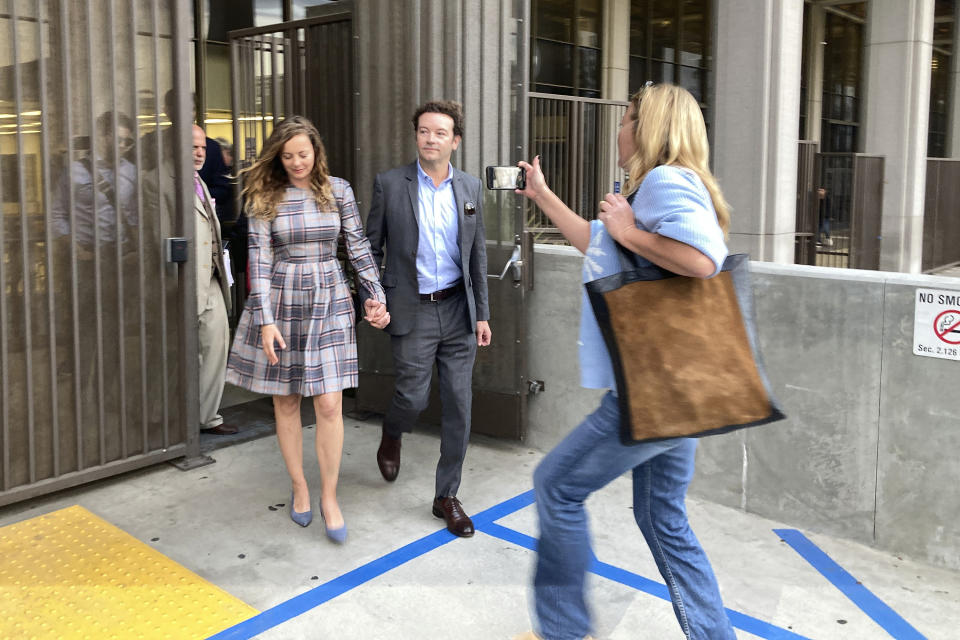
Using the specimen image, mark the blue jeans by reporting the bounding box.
[532,392,736,640]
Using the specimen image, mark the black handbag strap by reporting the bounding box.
[611,190,677,278]
[613,241,678,279]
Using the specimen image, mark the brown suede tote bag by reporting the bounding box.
[585,249,785,444]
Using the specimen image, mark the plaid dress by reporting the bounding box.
[225,178,385,396]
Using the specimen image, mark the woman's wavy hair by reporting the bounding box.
[621,83,730,235]
[240,115,333,220]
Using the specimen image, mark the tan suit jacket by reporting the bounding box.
[195,177,232,314]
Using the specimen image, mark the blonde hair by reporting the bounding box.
[621,84,730,235]
[240,115,333,221]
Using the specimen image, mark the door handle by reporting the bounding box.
[488,235,523,286]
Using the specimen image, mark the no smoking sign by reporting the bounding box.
[914,288,960,360]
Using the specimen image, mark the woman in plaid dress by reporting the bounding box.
[226,116,389,542]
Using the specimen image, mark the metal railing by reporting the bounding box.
[923,159,960,273]
[794,144,884,270]
[527,93,627,243]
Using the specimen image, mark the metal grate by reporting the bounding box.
[527,93,627,243]
[0,0,193,506]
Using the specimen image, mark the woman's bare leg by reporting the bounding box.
[313,391,344,529]
[274,394,310,513]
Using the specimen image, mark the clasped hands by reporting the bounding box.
[363,298,390,330]
[363,298,390,329]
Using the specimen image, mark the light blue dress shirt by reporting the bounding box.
[416,161,462,294]
[51,156,138,246]
[578,164,729,390]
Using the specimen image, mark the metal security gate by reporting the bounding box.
[795,141,818,265]
[527,94,628,243]
[794,147,884,270]
[228,7,355,320]
[0,0,198,507]
[229,8,355,182]
[923,159,960,272]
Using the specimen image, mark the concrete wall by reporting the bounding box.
[526,246,960,570]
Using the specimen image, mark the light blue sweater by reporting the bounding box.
[578,164,729,390]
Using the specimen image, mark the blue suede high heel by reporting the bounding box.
[321,510,347,544]
[290,493,313,527]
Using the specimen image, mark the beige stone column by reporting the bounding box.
[601,0,630,100]
[862,0,934,272]
[713,0,805,263]
[803,4,826,143]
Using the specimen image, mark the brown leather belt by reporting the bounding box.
[419,280,464,302]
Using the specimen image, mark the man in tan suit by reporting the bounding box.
[191,124,236,435]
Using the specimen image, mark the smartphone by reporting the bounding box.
[485,165,525,190]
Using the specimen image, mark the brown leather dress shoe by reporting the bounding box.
[200,423,238,435]
[432,496,474,537]
[376,431,401,482]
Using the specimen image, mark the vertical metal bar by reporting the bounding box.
[239,38,248,164]
[84,0,106,466]
[559,100,566,210]
[845,154,863,269]
[544,97,551,226]
[194,0,206,125]
[0,2,9,492]
[271,32,281,120]
[152,0,170,448]
[574,101,583,213]
[230,35,242,216]
[283,30,295,118]
[107,0,128,459]
[259,38,268,140]
[37,0,61,478]
[129,0,149,455]
[243,38,251,157]
[11,0,38,483]
[296,28,310,113]
[299,28,308,118]
[59,0,82,471]
[173,0,201,459]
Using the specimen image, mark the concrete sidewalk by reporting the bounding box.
[1,414,958,639]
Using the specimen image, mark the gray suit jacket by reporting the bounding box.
[364,162,488,337]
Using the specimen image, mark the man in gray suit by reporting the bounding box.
[365,100,492,537]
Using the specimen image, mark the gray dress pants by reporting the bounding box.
[383,290,477,498]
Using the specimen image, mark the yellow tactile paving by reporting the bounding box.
[0,505,257,639]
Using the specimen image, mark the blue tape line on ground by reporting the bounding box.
[774,529,927,640]
[481,522,812,640]
[480,521,538,551]
[207,491,537,640]
[472,489,536,527]
[207,528,455,640]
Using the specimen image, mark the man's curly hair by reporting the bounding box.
[411,100,464,138]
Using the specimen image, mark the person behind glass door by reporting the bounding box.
[225,116,389,543]
[512,83,737,640]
